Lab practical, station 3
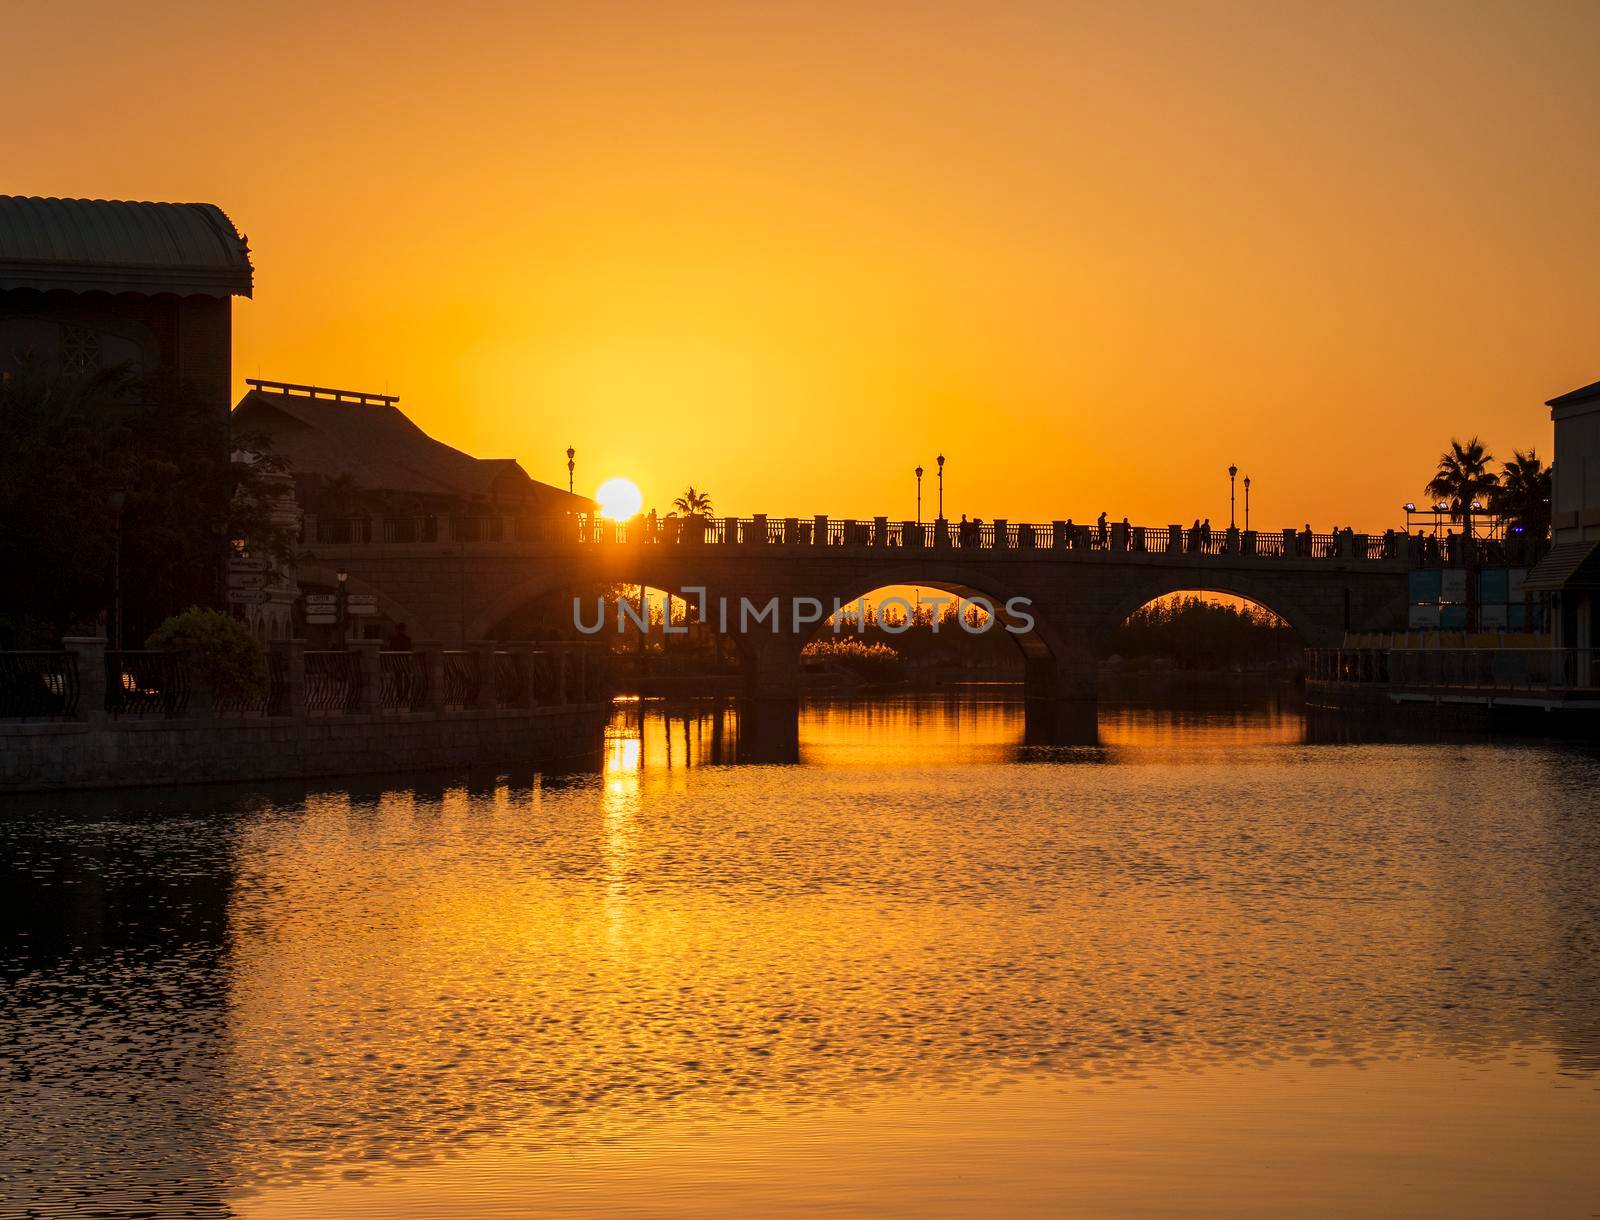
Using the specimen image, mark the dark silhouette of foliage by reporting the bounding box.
[145,607,268,700]
[1493,449,1552,541]
[1104,595,1297,669]
[1424,437,1498,541]
[0,370,297,646]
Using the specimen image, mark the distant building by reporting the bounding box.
[1525,378,1600,651]
[233,379,589,514]
[0,195,252,408]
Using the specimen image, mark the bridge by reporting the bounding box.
[299,511,1410,744]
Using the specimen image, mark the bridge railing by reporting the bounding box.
[302,512,1408,562]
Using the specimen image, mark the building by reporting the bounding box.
[233,379,591,642]
[0,195,252,408]
[1525,378,1600,652]
[233,379,588,515]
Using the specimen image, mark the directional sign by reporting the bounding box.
[305,612,339,625]
[226,588,269,605]
[346,594,379,616]
[228,557,271,574]
[227,573,269,590]
[304,594,338,607]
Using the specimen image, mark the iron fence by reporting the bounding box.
[379,651,429,712]
[442,651,481,710]
[0,652,79,720]
[304,650,362,714]
[494,651,527,706]
[106,651,190,718]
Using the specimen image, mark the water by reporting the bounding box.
[4,695,1600,1218]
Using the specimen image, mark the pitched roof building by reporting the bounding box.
[233,379,589,513]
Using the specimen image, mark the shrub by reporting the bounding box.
[146,608,267,701]
[802,638,905,684]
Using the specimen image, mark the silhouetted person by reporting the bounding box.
[1097,512,1108,548]
[1201,518,1212,551]
[1301,523,1313,556]
[387,622,413,652]
[959,513,971,546]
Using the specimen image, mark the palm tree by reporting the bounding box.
[1424,437,1498,542]
[1493,449,1552,542]
[673,486,714,519]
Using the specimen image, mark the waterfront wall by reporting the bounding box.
[0,637,609,792]
[0,704,609,792]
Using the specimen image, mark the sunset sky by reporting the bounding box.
[11,0,1600,529]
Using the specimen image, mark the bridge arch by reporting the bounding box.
[1096,570,1340,651]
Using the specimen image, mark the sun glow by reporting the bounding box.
[595,477,644,520]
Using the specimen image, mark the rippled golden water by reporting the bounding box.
[4,695,1600,1218]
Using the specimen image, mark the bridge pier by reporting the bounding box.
[1022,647,1099,745]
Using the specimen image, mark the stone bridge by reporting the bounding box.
[299,513,1409,743]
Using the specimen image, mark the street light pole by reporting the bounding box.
[915,466,924,524]
[936,453,945,519]
[107,490,126,650]
[1243,476,1251,532]
[566,446,575,495]
[1228,464,1238,529]
[336,568,349,648]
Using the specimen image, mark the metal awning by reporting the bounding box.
[1522,540,1600,592]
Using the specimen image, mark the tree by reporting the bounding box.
[0,370,299,647]
[1424,437,1498,542]
[1493,449,1552,541]
[673,486,714,518]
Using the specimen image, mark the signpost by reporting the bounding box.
[304,592,339,626]
[346,594,379,617]
[226,588,270,605]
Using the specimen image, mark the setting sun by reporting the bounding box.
[595,477,643,520]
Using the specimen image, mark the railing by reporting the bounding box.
[0,651,79,720]
[214,649,290,717]
[1,641,602,725]
[379,651,428,712]
[441,650,481,711]
[106,651,190,718]
[305,650,363,714]
[1308,648,1598,692]
[304,511,1410,562]
[494,650,526,707]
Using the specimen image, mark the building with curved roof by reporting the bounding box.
[0,194,253,408]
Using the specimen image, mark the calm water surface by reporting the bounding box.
[4,695,1600,1218]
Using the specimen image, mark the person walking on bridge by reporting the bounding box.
[1097,512,1108,549]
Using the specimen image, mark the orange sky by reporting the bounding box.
[10,0,1600,530]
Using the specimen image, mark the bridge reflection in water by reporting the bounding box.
[4,696,1599,1216]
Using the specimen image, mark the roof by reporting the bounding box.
[1546,378,1600,410]
[233,383,592,510]
[0,195,253,298]
[1521,540,1600,591]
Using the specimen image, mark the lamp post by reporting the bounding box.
[1433,500,1448,536]
[936,453,945,519]
[106,489,126,650]
[1243,476,1251,532]
[336,568,348,647]
[1228,465,1238,529]
[1403,502,1417,533]
[566,446,575,495]
[915,466,924,524]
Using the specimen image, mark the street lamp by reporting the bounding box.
[566,446,575,495]
[1403,502,1417,532]
[936,453,945,520]
[1228,465,1238,529]
[106,489,126,650]
[1243,476,1251,531]
[915,466,924,524]
[336,568,349,646]
[1433,501,1448,535]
